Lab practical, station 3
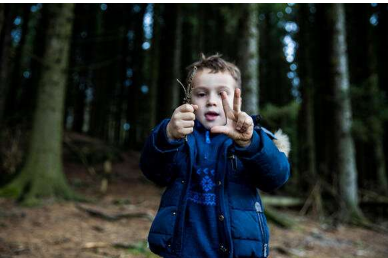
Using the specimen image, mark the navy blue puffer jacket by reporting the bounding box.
[140,117,290,258]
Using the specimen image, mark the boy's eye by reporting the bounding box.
[197,92,206,97]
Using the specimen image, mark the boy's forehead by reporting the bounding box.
[193,68,236,89]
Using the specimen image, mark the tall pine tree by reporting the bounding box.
[0,4,77,204]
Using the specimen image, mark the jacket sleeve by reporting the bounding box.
[234,128,290,192]
[140,119,185,187]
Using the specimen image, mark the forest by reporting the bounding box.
[0,3,388,258]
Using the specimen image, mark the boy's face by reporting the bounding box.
[191,68,236,130]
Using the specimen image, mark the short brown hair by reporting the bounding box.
[186,53,241,88]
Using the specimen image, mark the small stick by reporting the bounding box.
[177,66,197,141]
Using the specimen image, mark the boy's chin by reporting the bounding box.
[199,119,225,130]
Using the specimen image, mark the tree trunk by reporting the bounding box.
[89,7,109,139]
[157,4,183,122]
[0,4,4,36]
[0,4,14,126]
[148,4,161,131]
[114,28,126,145]
[126,4,146,149]
[377,4,388,101]
[237,3,259,114]
[345,4,369,190]
[326,3,365,223]
[5,4,42,126]
[6,4,31,123]
[19,4,47,129]
[258,5,292,107]
[68,4,89,133]
[374,136,388,194]
[346,4,388,195]
[0,4,78,204]
[377,4,388,195]
[297,3,321,217]
[170,4,183,115]
[311,4,337,215]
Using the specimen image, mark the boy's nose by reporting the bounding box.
[206,93,218,106]
[206,99,218,107]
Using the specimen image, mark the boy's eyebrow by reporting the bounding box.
[218,86,232,92]
[193,86,209,91]
[194,86,232,91]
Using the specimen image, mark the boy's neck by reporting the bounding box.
[194,119,207,132]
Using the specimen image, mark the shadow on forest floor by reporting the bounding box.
[0,150,388,258]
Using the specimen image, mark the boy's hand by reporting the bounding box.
[167,104,198,140]
[211,88,254,147]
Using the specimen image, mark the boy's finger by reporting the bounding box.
[233,88,241,113]
[181,120,195,128]
[178,112,196,121]
[236,112,246,130]
[210,125,231,136]
[242,117,253,130]
[179,127,193,136]
[220,91,233,116]
[191,104,199,111]
[180,104,194,113]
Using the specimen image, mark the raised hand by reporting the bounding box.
[210,88,254,147]
[167,104,198,140]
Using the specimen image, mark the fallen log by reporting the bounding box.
[75,203,154,222]
[261,196,304,207]
[264,206,296,229]
[83,242,109,249]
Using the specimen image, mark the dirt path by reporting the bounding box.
[1,152,387,258]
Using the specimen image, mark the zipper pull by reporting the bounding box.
[205,131,211,144]
[228,155,237,170]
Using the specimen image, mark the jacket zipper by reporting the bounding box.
[257,209,268,257]
[171,136,194,255]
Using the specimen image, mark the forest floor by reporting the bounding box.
[1,150,388,258]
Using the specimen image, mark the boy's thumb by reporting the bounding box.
[191,104,199,111]
[211,125,228,135]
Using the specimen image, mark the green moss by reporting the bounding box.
[0,174,29,199]
[0,184,22,198]
[116,241,159,257]
[21,196,42,207]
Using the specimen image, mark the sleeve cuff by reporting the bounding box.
[234,130,261,157]
[155,120,184,150]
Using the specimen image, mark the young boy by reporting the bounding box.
[140,54,290,258]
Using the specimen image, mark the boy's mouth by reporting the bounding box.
[205,111,219,121]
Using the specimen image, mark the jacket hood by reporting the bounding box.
[273,129,290,158]
[252,115,290,158]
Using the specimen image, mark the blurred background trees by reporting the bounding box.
[0,3,387,224]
